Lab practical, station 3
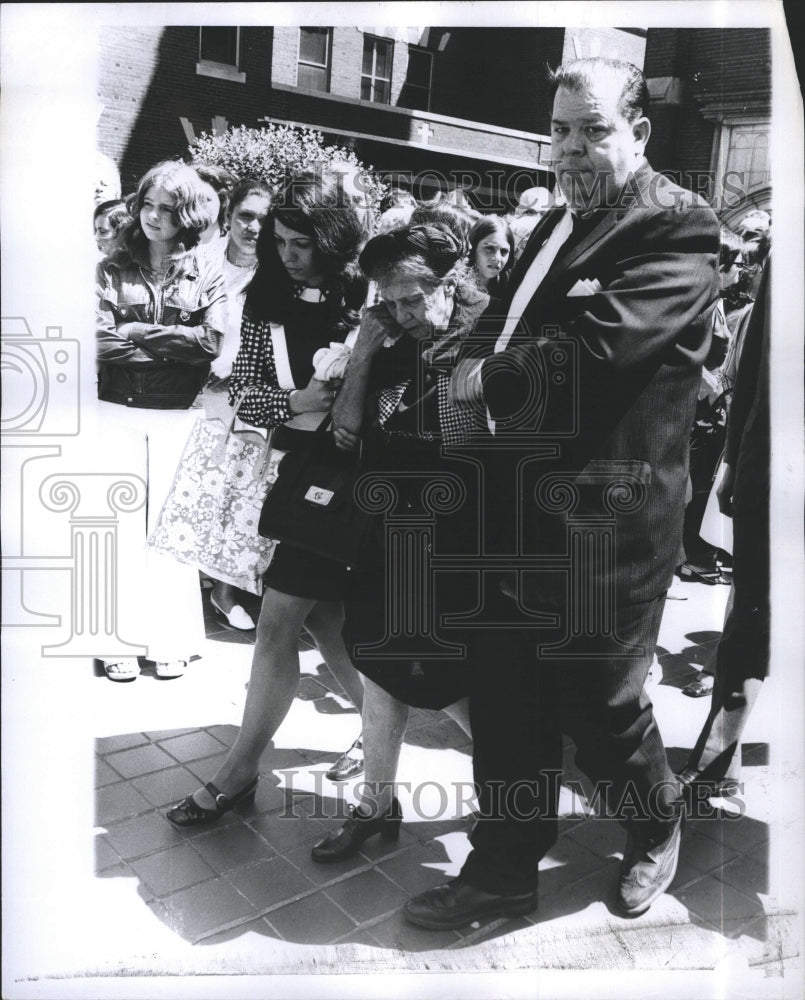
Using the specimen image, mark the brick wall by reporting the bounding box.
[561,27,646,67]
[98,25,274,192]
[272,27,298,86]
[644,27,771,195]
[97,25,165,178]
[330,27,363,100]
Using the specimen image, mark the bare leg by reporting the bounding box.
[358,677,409,815]
[304,601,364,712]
[191,587,316,808]
[211,580,241,614]
[682,676,764,784]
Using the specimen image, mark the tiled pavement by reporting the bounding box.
[8,574,800,993]
[81,577,801,977]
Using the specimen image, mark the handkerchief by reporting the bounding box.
[567,277,603,297]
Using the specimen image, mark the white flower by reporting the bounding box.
[162,520,198,553]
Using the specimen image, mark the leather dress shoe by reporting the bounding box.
[616,812,685,916]
[403,877,538,930]
[311,797,401,862]
[166,777,258,827]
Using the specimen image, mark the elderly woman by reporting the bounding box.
[310,223,490,861]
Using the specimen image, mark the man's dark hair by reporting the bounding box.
[548,57,650,123]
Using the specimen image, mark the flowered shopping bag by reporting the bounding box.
[148,391,276,594]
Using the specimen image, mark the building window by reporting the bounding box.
[399,47,433,111]
[298,27,332,92]
[361,35,393,104]
[197,27,246,82]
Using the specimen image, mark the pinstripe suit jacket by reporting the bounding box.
[472,162,720,606]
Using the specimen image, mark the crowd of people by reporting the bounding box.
[94,56,771,929]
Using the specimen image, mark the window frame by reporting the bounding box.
[399,45,433,112]
[297,26,333,93]
[196,26,246,83]
[360,34,394,105]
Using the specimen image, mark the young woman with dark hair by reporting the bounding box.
[201,177,273,630]
[93,199,131,257]
[167,169,371,824]
[468,214,515,297]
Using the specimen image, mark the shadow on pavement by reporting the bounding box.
[94,727,770,953]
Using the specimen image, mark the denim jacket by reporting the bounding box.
[96,243,227,409]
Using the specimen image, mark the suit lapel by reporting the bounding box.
[507,207,568,296]
[536,162,657,299]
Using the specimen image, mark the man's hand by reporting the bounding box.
[290,375,338,414]
[717,462,736,517]
[448,357,486,408]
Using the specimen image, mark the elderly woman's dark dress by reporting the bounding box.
[343,284,490,709]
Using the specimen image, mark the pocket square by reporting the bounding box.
[567,277,603,297]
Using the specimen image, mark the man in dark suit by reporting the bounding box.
[404,57,720,928]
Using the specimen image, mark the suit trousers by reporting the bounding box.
[461,590,679,895]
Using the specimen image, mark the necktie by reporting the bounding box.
[494,208,574,354]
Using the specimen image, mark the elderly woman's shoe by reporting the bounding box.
[311,797,401,862]
[166,777,258,827]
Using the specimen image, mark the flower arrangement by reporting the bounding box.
[189,123,388,221]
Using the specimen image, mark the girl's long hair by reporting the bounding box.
[246,169,369,333]
[109,161,218,261]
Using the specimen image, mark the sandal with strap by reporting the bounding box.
[103,658,140,682]
[155,659,188,679]
[325,736,364,782]
[166,777,259,827]
[682,674,715,698]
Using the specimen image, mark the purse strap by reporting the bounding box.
[210,386,271,467]
[270,323,296,390]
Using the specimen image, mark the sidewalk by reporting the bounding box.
[13,575,799,994]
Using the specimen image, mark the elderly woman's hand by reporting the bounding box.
[350,304,402,364]
[332,424,361,452]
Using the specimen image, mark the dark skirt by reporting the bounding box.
[264,542,348,602]
[341,430,482,709]
[343,566,475,709]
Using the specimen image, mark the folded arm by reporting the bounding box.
[479,207,720,422]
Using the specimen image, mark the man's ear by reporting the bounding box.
[633,116,651,152]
